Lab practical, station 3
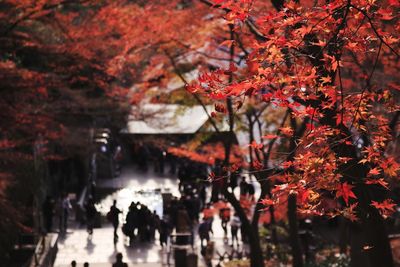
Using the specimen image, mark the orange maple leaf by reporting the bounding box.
[320,76,332,84]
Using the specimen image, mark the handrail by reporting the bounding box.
[33,235,45,266]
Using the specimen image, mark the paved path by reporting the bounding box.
[54,166,177,267]
[54,226,166,267]
[54,165,254,267]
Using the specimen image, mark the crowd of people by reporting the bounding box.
[121,201,162,244]
[85,171,256,265]
[55,151,259,266]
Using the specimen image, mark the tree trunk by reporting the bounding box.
[349,206,393,267]
[349,222,370,267]
[224,188,264,267]
[288,193,303,267]
[338,217,348,254]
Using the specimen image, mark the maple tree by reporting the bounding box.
[0,0,131,257]
[0,0,399,266]
[190,0,399,266]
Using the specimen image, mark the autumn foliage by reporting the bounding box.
[0,0,399,266]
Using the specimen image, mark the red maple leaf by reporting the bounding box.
[368,167,381,176]
[371,199,396,218]
[365,178,389,189]
[336,182,357,206]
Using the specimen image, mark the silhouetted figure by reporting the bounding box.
[42,196,54,233]
[136,204,147,241]
[229,171,239,191]
[85,197,97,235]
[239,177,248,196]
[202,203,214,234]
[159,217,171,247]
[84,263,89,267]
[108,200,121,240]
[60,193,72,233]
[112,252,128,267]
[219,200,231,237]
[125,202,138,243]
[198,219,211,248]
[230,214,241,247]
[71,260,77,267]
[247,182,255,202]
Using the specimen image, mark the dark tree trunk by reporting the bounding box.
[288,193,304,267]
[338,217,348,254]
[363,208,393,267]
[321,114,393,267]
[223,188,264,267]
[349,205,393,267]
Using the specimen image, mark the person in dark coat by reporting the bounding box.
[198,219,211,248]
[42,196,54,233]
[159,217,171,247]
[125,202,138,243]
[85,197,97,235]
[109,200,121,240]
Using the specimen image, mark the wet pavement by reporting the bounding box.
[53,165,254,267]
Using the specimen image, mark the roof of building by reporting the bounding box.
[122,104,216,134]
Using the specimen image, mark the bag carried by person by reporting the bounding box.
[122,223,129,236]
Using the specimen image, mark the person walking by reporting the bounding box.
[202,203,214,235]
[112,252,128,267]
[198,219,211,249]
[42,196,54,233]
[60,193,72,233]
[219,200,231,237]
[159,217,171,248]
[230,213,241,248]
[85,197,97,236]
[125,202,138,244]
[108,200,121,241]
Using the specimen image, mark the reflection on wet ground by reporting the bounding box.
[54,226,165,267]
[54,166,178,267]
